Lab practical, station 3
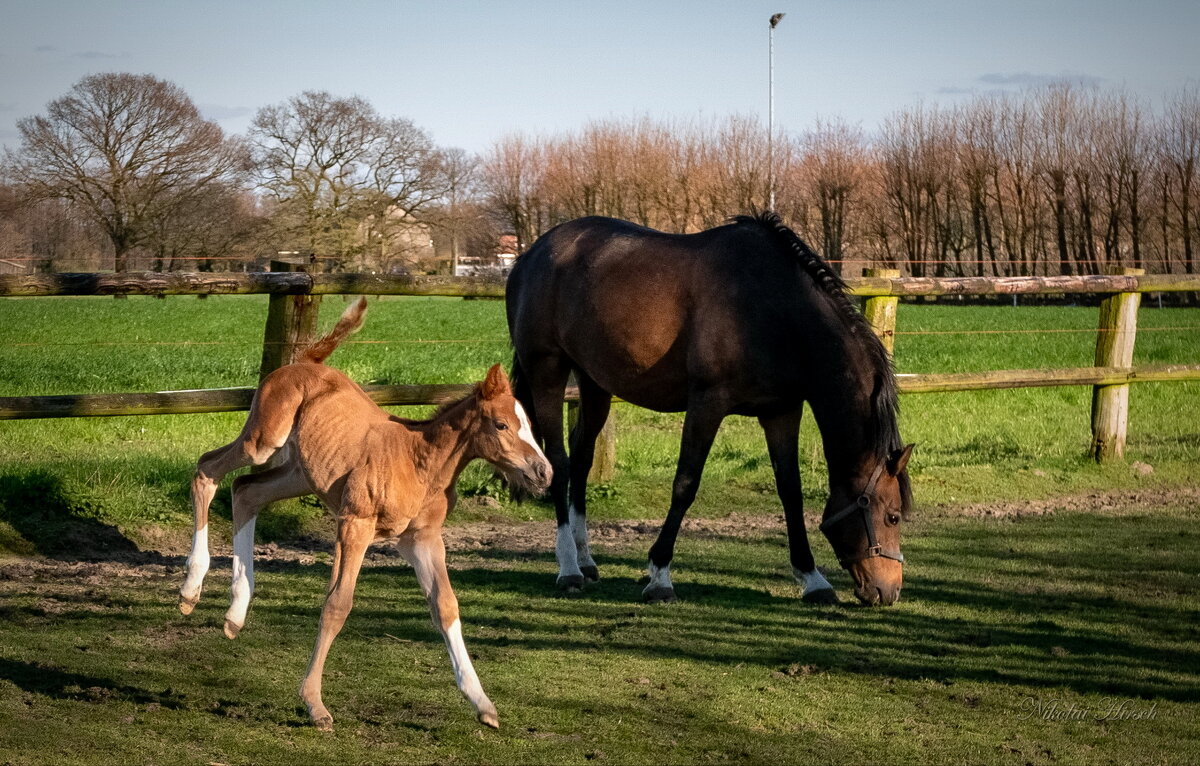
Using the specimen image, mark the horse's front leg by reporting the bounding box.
[397,529,498,728]
[567,373,612,584]
[299,514,373,732]
[644,397,726,603]
[759,410,837,604]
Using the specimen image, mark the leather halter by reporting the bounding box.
[818,461,905,569]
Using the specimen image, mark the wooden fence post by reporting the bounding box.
[1091,267,1144,462]
[259,259,322,384]
[566,372,617,483]
[863,268,901,355]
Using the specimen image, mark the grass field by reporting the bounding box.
[0,295,1197,552]
[0,295,1197,764]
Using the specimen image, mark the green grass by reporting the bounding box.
[0,295,1198,553]
[0,504,1196,765]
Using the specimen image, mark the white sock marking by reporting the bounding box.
[181,524,210,601]
[569,503,596,570]
[443,618,493,714]
[556,522,583,579]
[226,519,256,628]
[793,566,833,595]
[646,562,673,593]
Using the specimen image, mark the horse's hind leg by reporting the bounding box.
[645,396,726,603]
[223,461,312,639]
[567,372,611,583]
[521,353,579,590]
[179,397,296,615]
[759,410,837,604]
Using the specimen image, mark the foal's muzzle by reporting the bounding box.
[513,457,552,496]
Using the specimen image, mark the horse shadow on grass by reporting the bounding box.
[243,541,1200,705]
[0,469,173,564]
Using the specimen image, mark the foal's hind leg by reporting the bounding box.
[760,410,837,604]
[567,372,612,583]
[179,406,295,615]
[223,462,312,639]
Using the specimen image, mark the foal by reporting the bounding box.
[177,297,551,731]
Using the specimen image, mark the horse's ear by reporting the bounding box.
[888,444,915,476]
[480,364,510,400]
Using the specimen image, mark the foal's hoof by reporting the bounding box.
[477,709,500,729]
[178,597,198,616]
[581,565,600,583]
[223,619,243,640]
[556,574,586,593]
[643,586,677,604]
[802,587,840,605]
[312,714,334,732]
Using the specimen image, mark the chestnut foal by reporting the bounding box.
[177,298,551,731]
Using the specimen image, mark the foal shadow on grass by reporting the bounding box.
[0,469,170,564]
[0,656,187,709]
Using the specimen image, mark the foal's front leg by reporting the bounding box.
[299,515,374,731]
[398,528,499,728]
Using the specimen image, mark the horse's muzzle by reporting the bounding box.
[854,582,901,606]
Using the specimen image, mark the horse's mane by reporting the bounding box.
[734,212,903,460]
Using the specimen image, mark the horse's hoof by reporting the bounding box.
[477,709,500,729]
[223,619,243,640]
[580,565,600,583]
[312,714,334,732]
[643,586,677,604]
[556,574,585,592]
[802,587,839,605]
[178,597,198,616]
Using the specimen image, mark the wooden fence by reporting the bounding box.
[2,267,1199,467]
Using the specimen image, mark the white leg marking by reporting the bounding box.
[225,519,256,630]
[180,524,210,602]
[569,503,596,570]
[513,401,548,462]
[443,619,495,717]
[646,562,673,592]
[556,522,583,579]
[793,566,833,595]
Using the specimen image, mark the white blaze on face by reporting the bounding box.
[512,400,547,463]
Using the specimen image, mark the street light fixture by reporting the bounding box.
[769,12,785,211]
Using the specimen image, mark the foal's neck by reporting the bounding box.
[406,396,481,489]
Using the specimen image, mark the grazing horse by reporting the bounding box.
[178,298,551,731]
[506,212,913,606]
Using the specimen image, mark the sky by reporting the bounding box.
[1,0,1198,154]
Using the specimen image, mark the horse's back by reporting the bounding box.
[507,216,817,413]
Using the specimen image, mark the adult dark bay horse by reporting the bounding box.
[506,212,913,606]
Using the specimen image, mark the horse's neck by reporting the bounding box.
[805,358,878,489]
[407,402,479,490]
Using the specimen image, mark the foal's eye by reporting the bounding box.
[494,421,509,431]
[886,513,901,526]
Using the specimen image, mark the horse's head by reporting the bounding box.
[470,364,553,496]
[820,445,914,606]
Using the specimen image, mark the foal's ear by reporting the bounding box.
[887,444,915,476]
[480,364,511,400]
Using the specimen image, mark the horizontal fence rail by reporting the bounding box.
[2,269,1198,464]
[3,367,1200,421]
[3,271,1200,298]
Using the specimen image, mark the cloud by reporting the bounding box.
[199,104,253,121]
[978,72,1104,89]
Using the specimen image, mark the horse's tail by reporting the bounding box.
[303,297,368,364]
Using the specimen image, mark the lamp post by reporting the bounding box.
[768,12,785,211]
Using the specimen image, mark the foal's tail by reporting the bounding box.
[303,297,368,364]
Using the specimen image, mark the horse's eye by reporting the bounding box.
[886,513,901,526]
[494,421,509,431]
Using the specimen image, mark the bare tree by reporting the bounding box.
[249,91,450,268]
[7,73,246,272]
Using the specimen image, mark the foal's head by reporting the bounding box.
[467,365,552,496]
[821,445,913,606]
